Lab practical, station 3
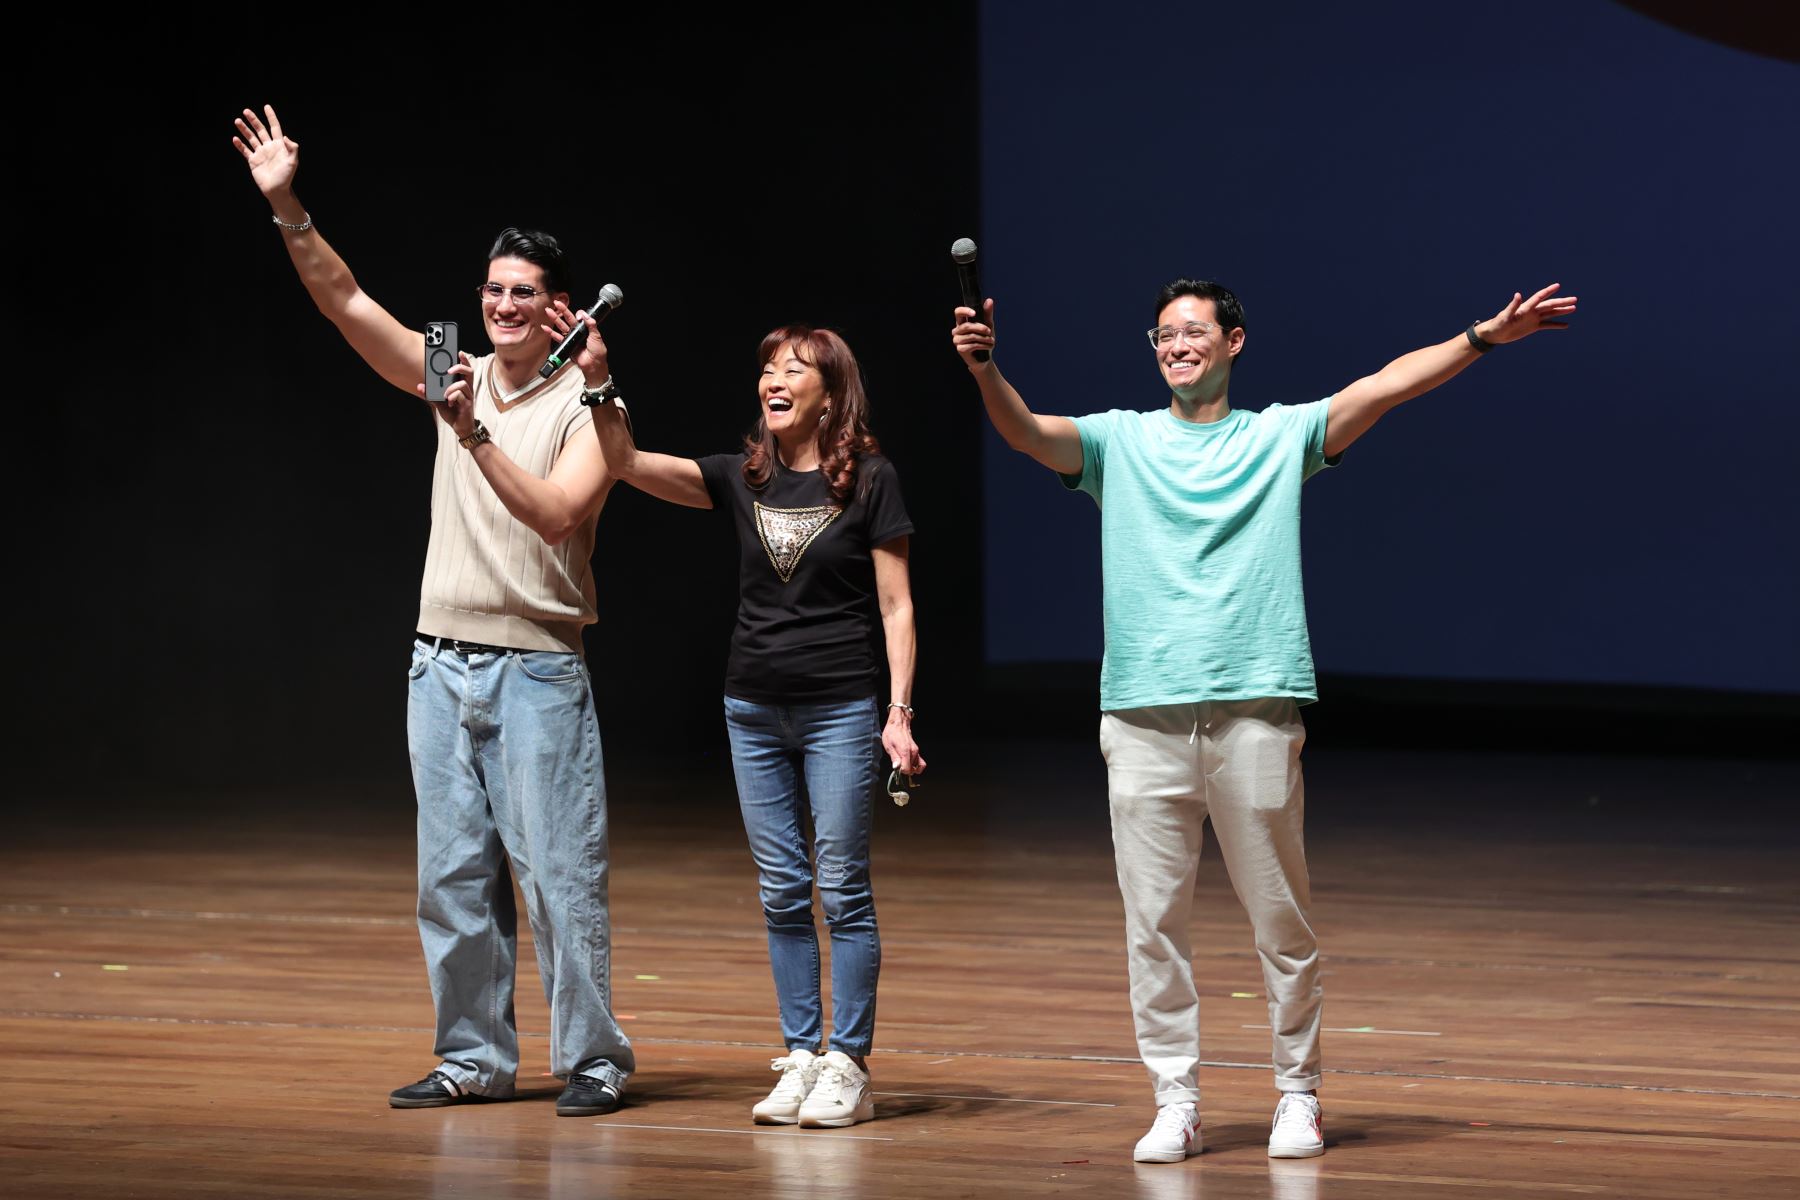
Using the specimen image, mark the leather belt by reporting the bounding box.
[417,632,519,656]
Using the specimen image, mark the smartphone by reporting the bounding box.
[425,322,459,402]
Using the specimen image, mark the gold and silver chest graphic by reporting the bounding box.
[754,502,841,582]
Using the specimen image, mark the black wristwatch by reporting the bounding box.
[1464,323,1496,354]
[459,421,492,450]
[580,376,620,407]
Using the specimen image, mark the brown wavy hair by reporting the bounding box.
[742,325,882,507]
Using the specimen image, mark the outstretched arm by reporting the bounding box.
[1325,283,1577,457]
[543,306,713,509]
[952,300,1084,476]
[233,105,423,395]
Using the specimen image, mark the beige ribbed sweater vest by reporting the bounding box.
[416,355,596,654]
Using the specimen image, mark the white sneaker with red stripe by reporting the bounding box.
[1133,1101,1201,1162]
[1267,1092,1325,1158]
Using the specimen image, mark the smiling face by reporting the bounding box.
[480,256,563,353]
[1153,295,1242,399]
[758,341,832,438]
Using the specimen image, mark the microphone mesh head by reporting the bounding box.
[950,238,978,264]
[598,283,624,309]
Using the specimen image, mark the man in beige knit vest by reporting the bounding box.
[233,104,634,1116]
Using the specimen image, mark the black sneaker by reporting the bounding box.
[389,1070,481,1109]
[556,1075,622,1116]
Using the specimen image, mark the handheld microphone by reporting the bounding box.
[950,238,989,363]
[540,283,624,378]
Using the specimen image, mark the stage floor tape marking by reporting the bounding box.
[8,907,1766,985]
[3,903,413,927]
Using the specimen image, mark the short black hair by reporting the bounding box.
[487,227,572,296]
[1153,278,1245,333]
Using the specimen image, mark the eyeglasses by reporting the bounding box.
[477,283,554,303]
[1146,321,1219,349]
[886,767,920,807]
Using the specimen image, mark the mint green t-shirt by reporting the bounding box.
[1062,399,1338,711]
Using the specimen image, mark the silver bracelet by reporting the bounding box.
[887,702,914,718]
[271,212,314,232]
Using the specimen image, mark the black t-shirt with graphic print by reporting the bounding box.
[697,450,913,704]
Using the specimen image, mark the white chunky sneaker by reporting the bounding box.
[797,1050,874,1127]
[751,1049,820,1125]
[1133,1102,1202,1163]
[1267,1092,1325,1158]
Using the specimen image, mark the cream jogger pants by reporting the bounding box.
[1101,698,1323,1102]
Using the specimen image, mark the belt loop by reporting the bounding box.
[430,635,444,660]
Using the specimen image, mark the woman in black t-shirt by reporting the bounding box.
[571,314,925,1129]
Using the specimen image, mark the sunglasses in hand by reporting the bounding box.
[886,766,922,807]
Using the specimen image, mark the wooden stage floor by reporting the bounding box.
[4,743,1796,1198]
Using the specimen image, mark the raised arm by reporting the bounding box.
[874,536,925,776]
[546,306,712,509]
[952,300,1084,476]
[233,105,423,395]
[1325,283,1577,457]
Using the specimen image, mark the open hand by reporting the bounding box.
[1477,283,1578,345]
[232,105,300,198]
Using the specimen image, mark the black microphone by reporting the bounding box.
[951,238,989,362]
[540,283,624,378]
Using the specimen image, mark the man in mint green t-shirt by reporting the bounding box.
[952,276,1575,1163]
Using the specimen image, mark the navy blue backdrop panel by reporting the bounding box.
[977,1,1798,694]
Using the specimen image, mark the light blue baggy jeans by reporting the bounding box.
[406,637,633,1096]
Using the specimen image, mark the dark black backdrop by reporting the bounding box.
[23,17,982,794]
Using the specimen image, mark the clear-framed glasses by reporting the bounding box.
[886,766,920,807]
[477,283,554,303]
[1147,321,1219,350]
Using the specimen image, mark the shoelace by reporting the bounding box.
[1272,1096,1319,1135]
[1151,1104,1196,1137]
[812,1061,854,1096]
[767,1055,812,1100]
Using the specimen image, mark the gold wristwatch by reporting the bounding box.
[459,421,492,450]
